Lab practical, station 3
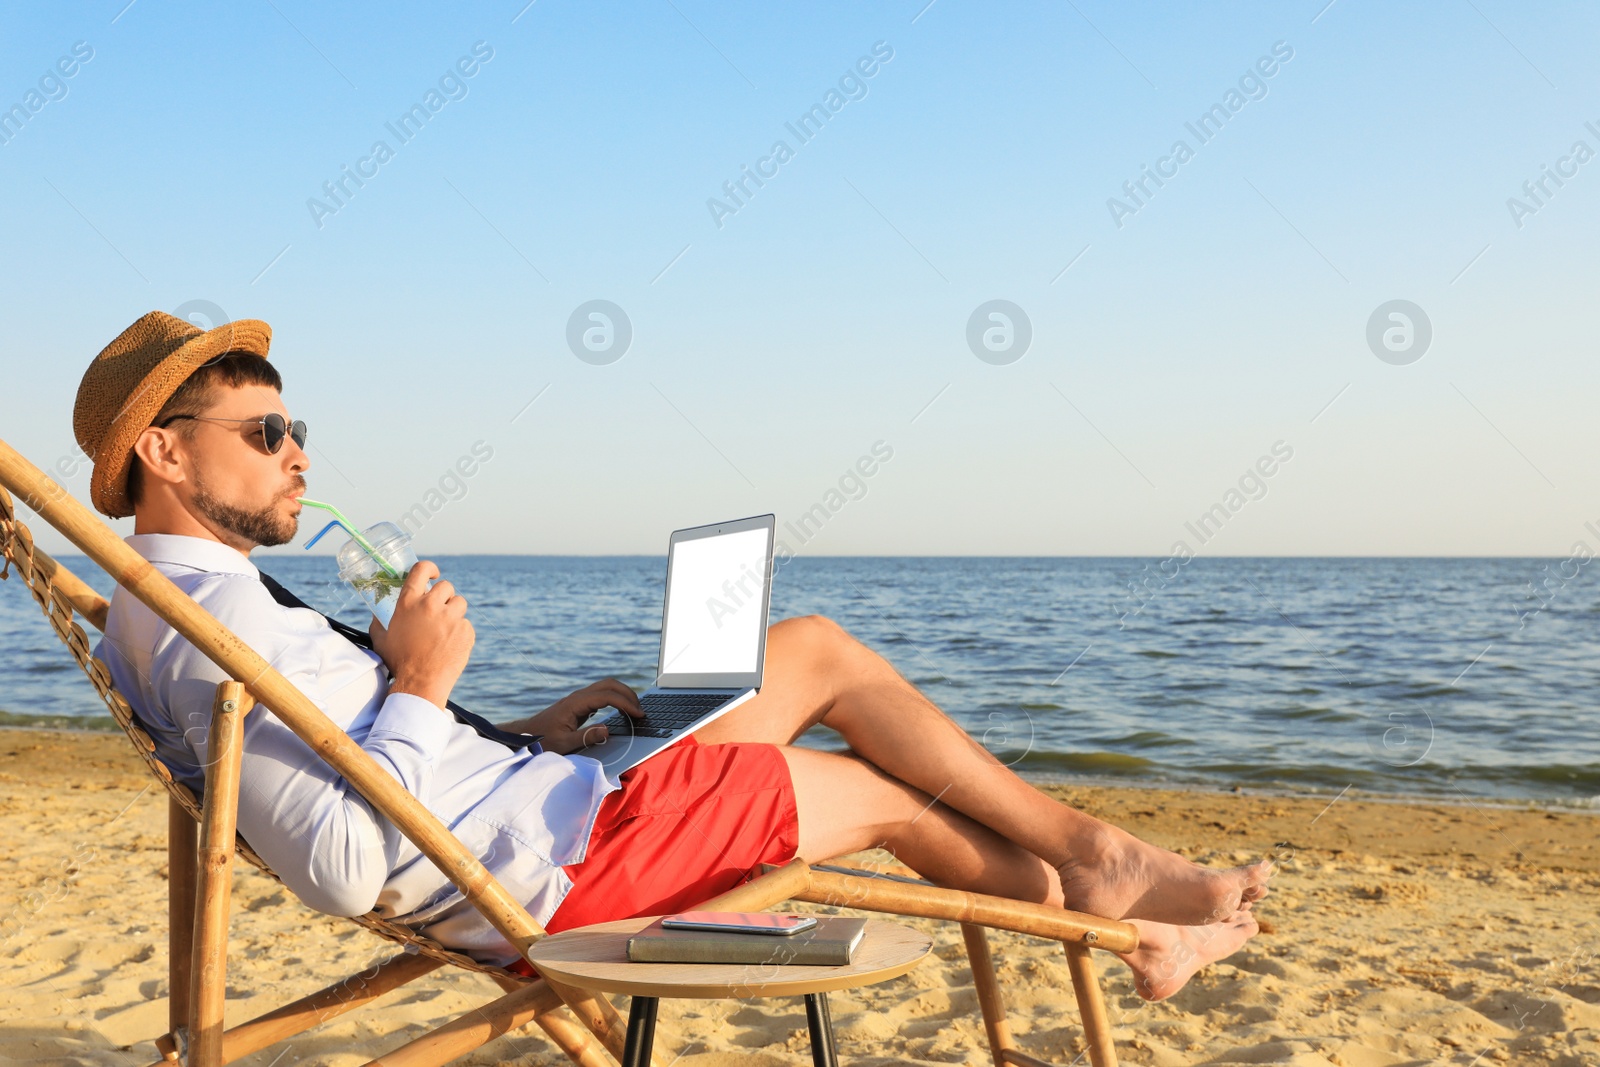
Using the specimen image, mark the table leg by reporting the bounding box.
[804,992,839,1067]
[622,996,659,1067]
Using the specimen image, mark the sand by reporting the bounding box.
[2,728,1597,1066]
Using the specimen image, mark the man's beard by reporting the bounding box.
[192,475,300,548]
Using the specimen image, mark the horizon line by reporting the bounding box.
[226,551,1583,560]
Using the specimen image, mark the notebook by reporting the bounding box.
[626,916,868,966]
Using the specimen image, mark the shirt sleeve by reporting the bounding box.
[155,574,455,917]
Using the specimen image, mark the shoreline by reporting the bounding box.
[4,726,1598,872]
[5,718,1597,814]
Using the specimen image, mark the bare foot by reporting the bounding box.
[1057,823,1273,925]
[1116,910,1260,1001]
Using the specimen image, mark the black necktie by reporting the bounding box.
[256,569,541,752]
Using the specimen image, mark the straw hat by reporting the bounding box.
[73,310,273,518]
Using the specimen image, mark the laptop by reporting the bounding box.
[573,513,775,776]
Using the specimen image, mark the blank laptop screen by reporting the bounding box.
[659,526,769,678]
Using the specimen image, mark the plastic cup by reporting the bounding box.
[337,521,417,626]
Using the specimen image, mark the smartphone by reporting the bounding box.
[660,911,819,936]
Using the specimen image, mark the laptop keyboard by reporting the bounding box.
[590,692,732,739]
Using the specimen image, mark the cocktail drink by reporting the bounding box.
[336,522,416,626]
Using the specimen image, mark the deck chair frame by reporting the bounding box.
[0,436,1136,1067]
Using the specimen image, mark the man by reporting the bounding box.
[78,311,1270,1001]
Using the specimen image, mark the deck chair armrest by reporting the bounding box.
[797,866,1137,952]
[688,859,1137,954]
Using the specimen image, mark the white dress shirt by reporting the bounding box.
[96,533,619,964]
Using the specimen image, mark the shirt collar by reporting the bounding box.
[126,533,259,578]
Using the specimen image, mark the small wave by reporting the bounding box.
[1147,695,1206,707]
[1279,706,1357,722]
[0,709,120,732]
[1491,763,1600,791]
[1134,650,1181,659]
[1399,685,1465,700]
[1107,730,1194,749]
[912,675,958,689]
[1014,751,1159,774]
[1188,761,1390,791]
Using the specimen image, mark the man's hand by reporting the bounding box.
[369,560,474,709]
[501,679,643,756]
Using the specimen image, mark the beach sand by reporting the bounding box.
[2,728,1596,1066]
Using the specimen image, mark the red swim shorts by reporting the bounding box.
[544,735,800,936]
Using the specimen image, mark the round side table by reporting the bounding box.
[529,917,933,1067]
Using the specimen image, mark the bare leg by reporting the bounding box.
[780,746,1259,1000]
[697,616,1272,925]
[784,744,1059,902]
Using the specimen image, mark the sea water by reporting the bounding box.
[4,555,1597,805]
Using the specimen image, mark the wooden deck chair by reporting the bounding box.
[0,435,1138,1067]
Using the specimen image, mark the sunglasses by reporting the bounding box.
[157,411,308,455]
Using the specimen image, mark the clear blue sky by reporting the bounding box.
[3,1,1597,556]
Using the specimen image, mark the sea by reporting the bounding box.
[3,555,1597,807]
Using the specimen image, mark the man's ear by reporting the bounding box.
[130,426,190,493]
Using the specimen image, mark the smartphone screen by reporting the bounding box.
[660,911,819,936]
